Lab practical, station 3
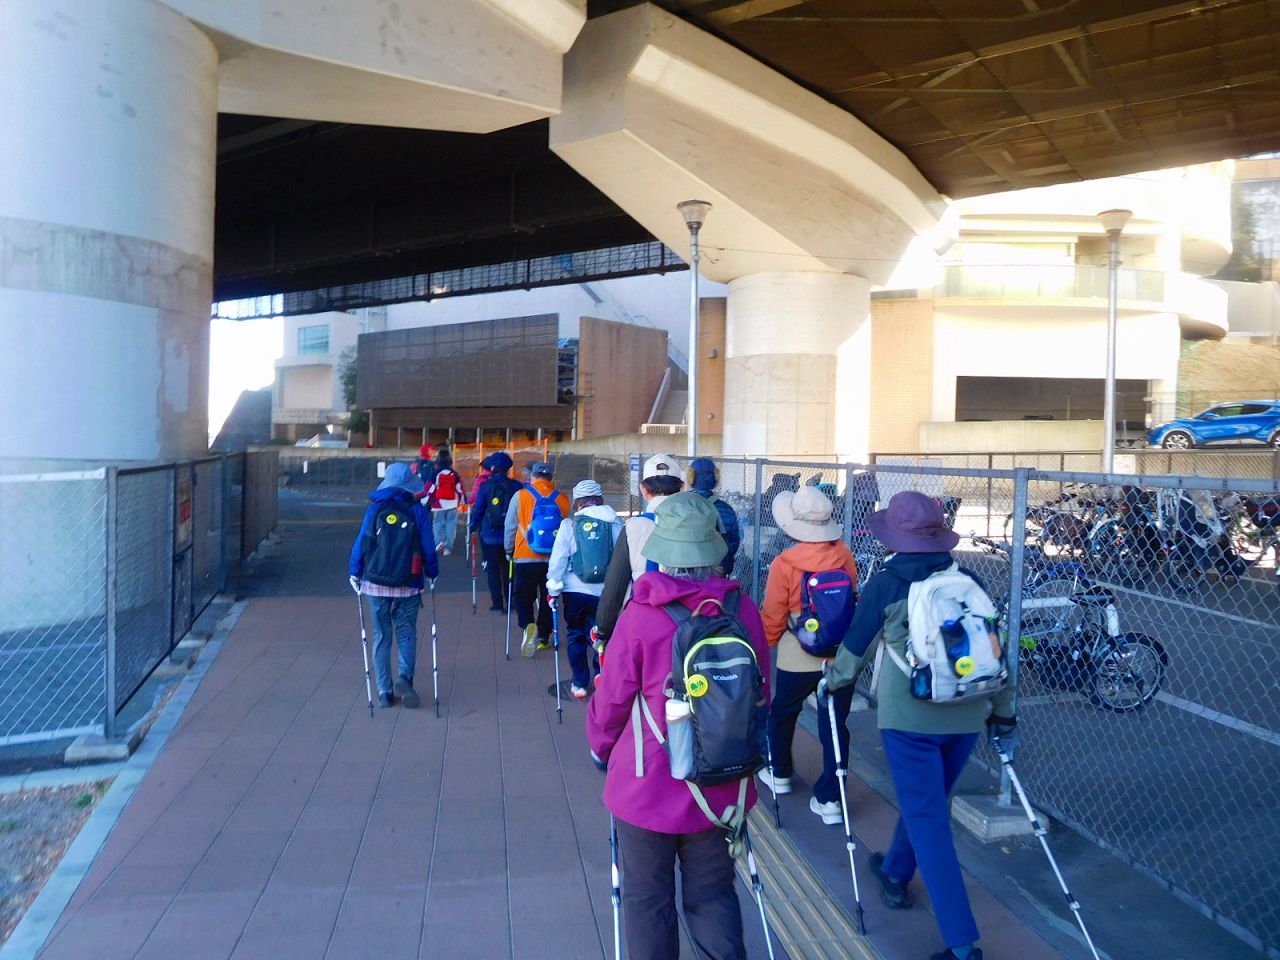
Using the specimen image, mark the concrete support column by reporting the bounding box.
[723,272,871,459]
[0,0,217,461]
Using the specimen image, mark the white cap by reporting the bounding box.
[643,453,679,480]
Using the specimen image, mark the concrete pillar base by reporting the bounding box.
[952,793,1045,842]
[723,272,871,459]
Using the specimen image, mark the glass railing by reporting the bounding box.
[937,264,1165,302]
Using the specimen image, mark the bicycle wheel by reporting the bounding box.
[1087,633,1167,712]
[1228,512,1268,563]
[1006,511,1044,548]
[1087,519,1142,586]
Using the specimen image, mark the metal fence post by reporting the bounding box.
[103,466,118,740]
[843,462,855,546]
[1000,466,1032,805]
[751,458,764,600]
[219,454,230,594]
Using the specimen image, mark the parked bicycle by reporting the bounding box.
[1227,495,1280,567]
[970,536,1168,712]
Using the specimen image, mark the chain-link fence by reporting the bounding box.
[571,450,1280,956]
[0,467,109,744]
[1,455,247,745]
[873,448,1280,481]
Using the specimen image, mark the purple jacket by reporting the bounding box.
[586,573,770,834]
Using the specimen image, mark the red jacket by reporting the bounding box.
[586,573,770,833]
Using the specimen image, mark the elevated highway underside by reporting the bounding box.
[215,0,1280,302]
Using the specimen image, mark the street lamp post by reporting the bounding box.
[678,200,712,459]
[1096,208,1132,474]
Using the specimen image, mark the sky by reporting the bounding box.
[208,316,283,444]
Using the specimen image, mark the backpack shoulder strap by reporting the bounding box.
[663,600,693,627]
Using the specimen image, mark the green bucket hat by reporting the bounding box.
[641,491,728,569]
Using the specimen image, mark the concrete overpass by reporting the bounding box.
[3,0,1277,462]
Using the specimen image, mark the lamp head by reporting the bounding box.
[1096,208,1133,235]
[677,199,712,232]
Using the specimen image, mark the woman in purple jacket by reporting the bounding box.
[587,492,771,960]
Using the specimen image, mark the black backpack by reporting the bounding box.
[361,501,421,586]
[665,591,765,786]
[483,476,519,535]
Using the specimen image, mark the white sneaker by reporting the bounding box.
[757,768,792,795]
[443,548,453,556]
[570,684,588,700]
[810,796,843,826]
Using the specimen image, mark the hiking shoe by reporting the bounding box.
[570,684,588,700]
[521,624,538,658]
[536,637,552,651]
[395,678,420,710]
[377,692,394,708]
[810,796,842,825]
[489,604,506,613]
[929,949,981,960]
[870,852,913,910]
[757,768,792,796]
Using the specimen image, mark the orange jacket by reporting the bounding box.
[510,478,570,560]
[761,539,859,646]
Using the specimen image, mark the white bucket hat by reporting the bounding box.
[771,486,841,543]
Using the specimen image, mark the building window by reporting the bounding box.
[297,324,330,356]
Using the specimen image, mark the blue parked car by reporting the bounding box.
[1148,400,1280,449]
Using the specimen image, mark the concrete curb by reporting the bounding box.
[0,764,129,797]
[0,600,249,960]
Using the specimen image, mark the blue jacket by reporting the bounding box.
[469,474,519,546]
[693,488,741,573]
[349,488,439,585]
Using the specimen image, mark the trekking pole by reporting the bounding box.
[609,814,622,960]
[356,589,373,718]
[995,739,1102,960]
[764,724,782,828]
[825,679,865,934]
[505,558,514,661]
[741,823,776,960]
[470,534,477,615]
[430,579,440,719]
[550,594,563,725]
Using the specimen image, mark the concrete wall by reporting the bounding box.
[279,365,334,410]
[575,316,667,438]
[868,298,935,454]
[919,419,1104,453]
[929,306,1181,421]
[1211,280,1280,339]
[551,433,722,457]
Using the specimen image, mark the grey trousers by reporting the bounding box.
[615,819,746,960]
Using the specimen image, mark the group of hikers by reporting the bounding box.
[348,447,1020,960]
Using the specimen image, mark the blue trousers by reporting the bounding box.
[767,668,854,804]
[559,591,600,689]
[880,729,981,950]
[367,593,421,695]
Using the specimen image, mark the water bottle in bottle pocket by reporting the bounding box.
[665,698,695,780]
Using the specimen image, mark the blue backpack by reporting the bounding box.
[793,569,857,658]
[525,486,563,556]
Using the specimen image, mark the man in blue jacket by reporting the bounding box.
[468,452,518,613]
[348,462,439,708]
[689,457,741,576]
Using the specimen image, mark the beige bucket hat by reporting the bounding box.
[771,486,841,543]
